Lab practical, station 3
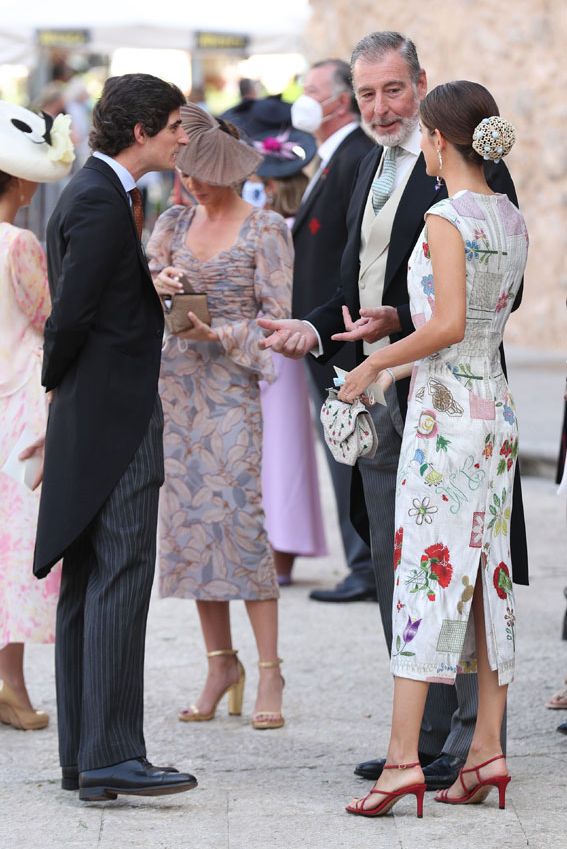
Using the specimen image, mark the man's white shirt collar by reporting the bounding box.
[385,122,421,158]
[317,121,359,166]
[93,151,137,194]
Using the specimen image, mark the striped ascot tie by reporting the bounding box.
[371,146,399,215]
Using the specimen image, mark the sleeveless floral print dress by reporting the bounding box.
[391,191,528,686]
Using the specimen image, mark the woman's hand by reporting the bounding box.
[337,358,382,404]
[177,312,218,342]
[154,266,186,297]
[18,435,45,490]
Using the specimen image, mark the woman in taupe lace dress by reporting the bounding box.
[147,104,291,729]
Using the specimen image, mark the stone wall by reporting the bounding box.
[305,0,567,350]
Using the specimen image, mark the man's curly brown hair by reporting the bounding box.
[89,73,186,156]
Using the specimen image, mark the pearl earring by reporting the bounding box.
[435,148,444,190]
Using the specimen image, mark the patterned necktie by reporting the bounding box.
[371,146,399,215]
[129,187,144,240]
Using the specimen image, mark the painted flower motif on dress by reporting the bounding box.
[464,233,501,265]
[408,497,438,525]
[482,433,494,460]
[405,542,453,601]
[505,605,516,649]
[393,615,422,657]
[416,409,438,439]
[422,241,430,259]
[420,274,434,296]
[497,437,518,475]
[493,561,513,600]
[486,488,511,536]
[469,511,485,548]
[393,526,404,570]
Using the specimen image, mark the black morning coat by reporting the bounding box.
[33,156,164,578]
[306,147,529,586]
[291,126,375,385]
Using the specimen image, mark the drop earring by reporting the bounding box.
[435,148,443,190]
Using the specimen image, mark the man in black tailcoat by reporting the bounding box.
[34,74,197,802]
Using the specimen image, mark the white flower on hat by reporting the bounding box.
[47,114,75,166]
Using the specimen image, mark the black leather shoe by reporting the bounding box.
[62,758,179,791]
[423,754,466,790]
[557,721,567,735]
[78,758,195,801]
[309,576,377,603]
[354,751,439,780]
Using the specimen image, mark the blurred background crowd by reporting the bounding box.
[0,0,565,353]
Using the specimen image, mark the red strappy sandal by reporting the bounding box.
[346,762,426,818]
[435,754,511,809]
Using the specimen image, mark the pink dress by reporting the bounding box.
[259,213,327,557]
[0,223,60,647]
[260,353,327,556]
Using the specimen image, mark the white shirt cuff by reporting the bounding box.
[302,321,324,357]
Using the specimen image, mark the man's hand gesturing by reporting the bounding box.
[331,305,401,343]
[257,318,317,360]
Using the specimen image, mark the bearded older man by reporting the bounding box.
[259,30,528,790]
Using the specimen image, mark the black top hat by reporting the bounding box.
[219,95,292,139]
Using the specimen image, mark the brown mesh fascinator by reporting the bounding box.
[176,103,263,185]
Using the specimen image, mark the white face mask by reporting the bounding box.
[291,95,325,134]
[241,180,267,208]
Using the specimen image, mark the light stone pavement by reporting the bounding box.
[1,347,566,849]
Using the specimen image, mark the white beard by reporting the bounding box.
[363,113,419,148]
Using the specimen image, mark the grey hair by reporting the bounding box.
[311,58,359,114]
[350,31,422,86]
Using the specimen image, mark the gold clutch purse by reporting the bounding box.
[162,274,211,335]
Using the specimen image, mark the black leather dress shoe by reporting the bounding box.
[557,721,567,735]
[309,576,377,603]
[62,758,179,791]
[354,751,439,780]
[78,758,196,801]
[423,754,466,790]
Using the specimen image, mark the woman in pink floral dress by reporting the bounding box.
[147,104,291,729]
[0,101,73,729]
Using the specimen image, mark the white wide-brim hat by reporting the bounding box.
[0,100,75,183]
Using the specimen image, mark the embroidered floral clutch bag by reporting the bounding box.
[320,388,378,466]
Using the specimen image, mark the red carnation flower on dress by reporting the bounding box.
[393,527,404,570]
[421,542,453,589]
[430,560,453,588]
[493,562,512,600]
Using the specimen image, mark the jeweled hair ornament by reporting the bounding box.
[472,116,515,164]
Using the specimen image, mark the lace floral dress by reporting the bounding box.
[391,192,528,686]
[147,206,292,600]
[0,224,61,646]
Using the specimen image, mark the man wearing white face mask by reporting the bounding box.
[291,60,375,603]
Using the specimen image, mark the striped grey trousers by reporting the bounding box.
[358,383,488,759]
[55,396,164,772]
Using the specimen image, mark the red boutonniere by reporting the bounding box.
[309,217,321,235]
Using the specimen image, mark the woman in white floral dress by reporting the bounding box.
[339,82,528,817]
